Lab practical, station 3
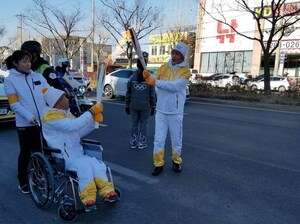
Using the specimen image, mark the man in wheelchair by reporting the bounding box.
[41,87,118,212]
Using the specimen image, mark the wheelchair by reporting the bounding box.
[27,139,121,222]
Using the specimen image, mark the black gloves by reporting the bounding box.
[125,106,130,115]
[150,107,155,116]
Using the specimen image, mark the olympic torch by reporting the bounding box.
[128,28,147,70]
[94,62,106,129]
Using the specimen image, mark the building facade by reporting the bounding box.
[40,36,112,73]
[194,0,300,77]
[148,32,196,68]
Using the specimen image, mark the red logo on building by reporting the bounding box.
[216,19,237,43]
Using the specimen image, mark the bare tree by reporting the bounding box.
[159,25,196,62]
[0,26,6,43]
[0,26,19,66]
[199,0,300,94]
[99,0,163,67]
[24,0,91,62]
[94,33,110,69]
[0,26,8,65]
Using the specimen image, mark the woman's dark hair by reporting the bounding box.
[5,50,32,70]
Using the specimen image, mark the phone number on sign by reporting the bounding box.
[267,40,300,49]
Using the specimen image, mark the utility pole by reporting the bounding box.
[91,0,95,72]
[16,14,23,47]
[273,10,284,76]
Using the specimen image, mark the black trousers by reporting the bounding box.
[17,125,42,186]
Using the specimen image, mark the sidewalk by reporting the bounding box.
[89,89,300,113]
[189,96,300,113]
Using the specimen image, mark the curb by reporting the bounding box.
[189,97,300,113]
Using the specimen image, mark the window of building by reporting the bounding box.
[160,45,166,55]
[234,52,243,73]
[225,52,234,73]
[243,51,252,73]
[168,45,173,54]
[208,53,217,73]
[151,46,158,55]
[200,53,209,73]
[200,51,253,74]
[216,52,225,73]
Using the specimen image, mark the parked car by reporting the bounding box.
[243,74,264,86]
[201,73,222,82]
[103,68,136,99]
[189,69,201,84]
[206,74,240,89]
[0,66,9,78]
[66,71,91,92]
[0,75,15,124]
[103,68,190,100]
[250,76,291,92]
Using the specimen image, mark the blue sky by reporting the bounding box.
[0,0,198,47]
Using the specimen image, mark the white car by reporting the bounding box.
[103,69,136,99]
[189,69,201,84]
[250,76,291,92]
[65,72,91,94]
[0,75,15,123]
[0,66,9,78]
[103,68,190,100]
[207,74,240,89]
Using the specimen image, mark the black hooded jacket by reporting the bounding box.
[32,57,62,89]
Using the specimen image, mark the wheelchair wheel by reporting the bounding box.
[58,202,77,222]
[28,152,55,208]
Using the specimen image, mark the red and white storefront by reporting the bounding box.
[194,0,300,77]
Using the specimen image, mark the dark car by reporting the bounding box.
[201,73,224,81]
[243,74,264,86]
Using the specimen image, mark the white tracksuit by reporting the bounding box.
[153,60,190,167]
[4,68,49,126]
[42,108,114,203]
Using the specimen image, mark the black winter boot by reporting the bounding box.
[172,162,182,173]
[152,166,163,176]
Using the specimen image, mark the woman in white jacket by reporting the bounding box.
[4,50,49,193]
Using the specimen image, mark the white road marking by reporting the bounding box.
[187,100,300,115]
[106,161,159,184]
[186,142,300,173]
[98,123,108,127]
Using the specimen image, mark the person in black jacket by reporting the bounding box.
[21,40,62,90]
[125,57,156,149]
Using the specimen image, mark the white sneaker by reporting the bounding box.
[18,184,30,194]
[131,143,138,149]
[138,143,147,149]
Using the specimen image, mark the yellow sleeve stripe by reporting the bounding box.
[42,110,67,123]
[7,94,19,104]
[179,69,192,80]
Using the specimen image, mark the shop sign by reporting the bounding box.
[148,55,171,63]
[254,2,300,18]
[149,33,185,45]
[265,39,300,50]
[216,19,237,43]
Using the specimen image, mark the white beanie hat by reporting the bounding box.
[172,40,189,58]
[42,87,65,108]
